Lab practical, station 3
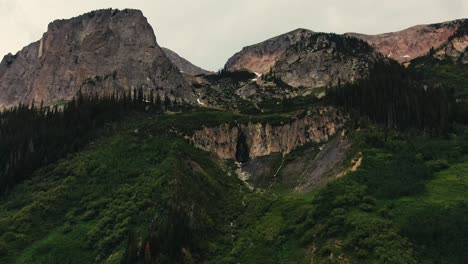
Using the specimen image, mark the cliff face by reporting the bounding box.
[346,19,467,64]
[191,107,346,161]
[270,33,378,88]
[162,47,211,76]
[0,9,192,108]
[224,29,377,89]
[225,28,315,74]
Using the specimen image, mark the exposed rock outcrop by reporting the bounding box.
[269,33,378,88]
[224,29,377,90]
[225,28,315,74]
[0,9,193,108]
[191,107,346,161]
[162,47,211,76]
[434,21,468,63]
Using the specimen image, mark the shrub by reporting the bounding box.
[426,159,449,171]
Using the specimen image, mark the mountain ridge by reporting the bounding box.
[162,47,211,76]
[225,18,467,76]
[346,18,467,64]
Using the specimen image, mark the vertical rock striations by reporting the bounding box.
[0,9,193,108]
[191,107,346,161]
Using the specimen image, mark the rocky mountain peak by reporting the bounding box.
[268,33,378,89]
[0,8,193,109]
[225,28,315,74]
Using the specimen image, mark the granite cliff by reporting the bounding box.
[0,9,193,108]
[190,107,346,161]
[268,33,378,88]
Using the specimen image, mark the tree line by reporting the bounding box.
[327,59,457,134]
[0,89,183,193]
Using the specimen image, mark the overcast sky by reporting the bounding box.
[1,0,467,70]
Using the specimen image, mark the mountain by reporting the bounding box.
[225,19,467,86]
[406,20,468,103]
[0,9,467,264]
[162,47,211,76]
[0,9,193,109]
[225,28,315,74]
[266,33,378,89]
[225,29,378,90]
[346,19,467,64]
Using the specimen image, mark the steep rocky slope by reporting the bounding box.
[433,20,468,63]
[268,33,378,88]
[225,29,378,90]
[0,9,192,108]
[225,28,315,74]
[190,106,346,161]
[346,19,467,64]
[162,47,211,75]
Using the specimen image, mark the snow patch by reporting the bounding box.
[197,98,205,106]
[38,38,44,59]
[402,55,411,58]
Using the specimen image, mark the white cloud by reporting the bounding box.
[0,0,466,70]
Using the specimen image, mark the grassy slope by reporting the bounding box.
[391,158,468,263]
[345,127,468,263]
[0,113,244,263]
[0,112,316,263]
[0,110,466,263]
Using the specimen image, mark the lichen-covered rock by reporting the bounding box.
[0,9,193,108]
[191,106,346,161]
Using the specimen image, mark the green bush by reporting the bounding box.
[426,159,449,171]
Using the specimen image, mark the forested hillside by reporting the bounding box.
[0,8,467,264]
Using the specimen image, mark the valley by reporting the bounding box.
[0,7,466,264]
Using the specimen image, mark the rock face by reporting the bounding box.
[346,19,467,64]
[433,21,468,63]
[191,107,346,161]
[225,28,315,74]
[269,33,378,88]
[162,47,211,76]
[0,9,192,108]
[224,20,467,88]
[434,36,468,63]
[225,29,377,89]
